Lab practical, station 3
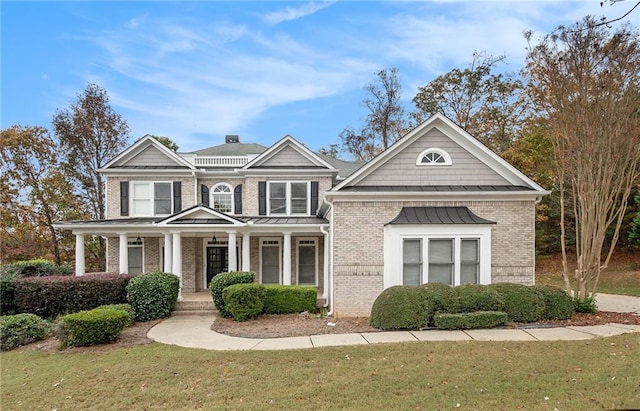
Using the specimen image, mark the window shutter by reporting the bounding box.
[120,181,129,216]
[173,182,182,213]
[234,184,242,214]
[258,181,266,215]
[310,181,319,214]
[201,184,209,206]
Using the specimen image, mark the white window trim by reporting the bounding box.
[296,237,318,286]
[130,181,173,217]
[267,181,310,216]
[211,183,234,214]
[127,238,144,274]
[383,224,491,289]
[416,147,452,166]
[259,237,282,284]
[201,237,240,289]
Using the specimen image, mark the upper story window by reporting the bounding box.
[132,182,172,216]
[268,181,309,216]
[212,183,233,213]
[416,148,452,166]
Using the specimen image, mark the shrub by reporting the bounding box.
[15,273,135,319]
[210,271,255,318]
[370,286,432,330]
[60,307,130,347]
[420,283,461,321]
[455,284,505,313]
[0,270,20,316]
[126,271,179,321]
[96,304,135,326]
[489,283,546,323]
[0,313,50,351]
[532,285,575,320]
[574,295,598,314]
[222,283,267,321]
[263,285,317,314]
[1,259,71,277]
[434,311,508,330]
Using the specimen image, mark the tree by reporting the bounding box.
[318,144,340,159]
[152,136,179,152]
[52,83,130,270]
[629,193,640,245]
[524,17,640,300]
[0,125,86,265]
[340,68,407,161]
[412,52,530,153]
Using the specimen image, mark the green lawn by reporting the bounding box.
[2,334,639,410]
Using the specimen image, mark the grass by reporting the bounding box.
[2,334,640,410]
[536,252,640,296]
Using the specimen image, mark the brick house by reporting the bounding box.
[55,114,549,316]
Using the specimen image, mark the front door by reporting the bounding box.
[206,247,228,286]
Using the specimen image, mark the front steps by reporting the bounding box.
[173,299,216,316]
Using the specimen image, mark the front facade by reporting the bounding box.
[56,114,549,316]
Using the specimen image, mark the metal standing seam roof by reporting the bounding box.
[387,207,496,225]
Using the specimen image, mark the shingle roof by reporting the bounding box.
[187,143,268,156]
[387,207,496,225]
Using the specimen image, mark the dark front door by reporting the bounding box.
[206,247,228,286]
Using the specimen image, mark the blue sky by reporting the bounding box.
[1,1,637,154]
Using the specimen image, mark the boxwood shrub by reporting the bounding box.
[60,307,131,347]
[0,313,50,351]
[96,303,135,326]
[15,273,135,319]
[434,311,508,330]
[222,283,267,321]
[263,285,317,314]
[210,271,255,318]
[455,284,505,313]
[0,270,20,315]
[531,285,575,320]
[489,283,545,323]
[370,286,432,330]
[420,283,461,321]
[126,271,179,321]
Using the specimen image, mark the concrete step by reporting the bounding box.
[173,300,216,316]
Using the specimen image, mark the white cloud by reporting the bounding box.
[262,1,334,25]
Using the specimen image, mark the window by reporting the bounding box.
[460,239,479,284]
[428,239,454,285]
[211,183,233,213]
[297,239,317,285]
[260,239,281,284]
[267,182,309,215]
[402,239,422,285]
[416,148,452,165]
[131,182,173,216]
[128,239,143,274]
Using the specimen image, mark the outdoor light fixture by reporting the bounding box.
[211,234,217,244]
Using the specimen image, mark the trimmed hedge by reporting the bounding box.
[0,259,71,277]
[60,307,131,347]
[434,311,508,330]
[370,286,432,330]
[263,285,317,314]
[0,270,20,315]
[489,283,546,323]
[532,285,575,320]
[15,273,135,319]
[96,304,135,326]
[421,283,461,323]
[455,284,505,313]
[222,283,267,321]
[126,271,179,321]
[0,313,50,351]
[210,271,255,318]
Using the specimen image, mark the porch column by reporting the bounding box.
[283,232,291,285]
[228,231,237,271]
[163,233,172,273]
[119,233,128,274]
[75,234,85,276]
[172,232,183,300]
[241,233,251,272]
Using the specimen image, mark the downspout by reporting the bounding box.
[322,193,335,316]
[533,195,543,285]
[192,171,198,206]
[320,225,330,308]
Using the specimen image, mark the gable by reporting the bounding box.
[244,135,335,170]
[102,135,194,171]
[258,145,322,168]
[122,145,185,168]
[356,128,510,186]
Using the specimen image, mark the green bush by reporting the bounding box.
[60,307,130,347]
[434,311,508,330]
[455,284,505,313]
[489,283,545,323]
[532,285,575,320]
[222,283,267,321]
[0,313,50,351]
[126,271,179,321]
[210,271,255,318]
[420,283,461,321]
[1,259,71,277]
[96,304,135,326]
[370,286,432,330]
[15,273,135,319]
[263,285,317,314]
[0,270,20,316]
[574,295,598,314]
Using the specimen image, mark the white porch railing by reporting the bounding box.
[192,156,250,167]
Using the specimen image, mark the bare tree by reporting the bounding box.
[340,68,407,161]
[524,16,640,301]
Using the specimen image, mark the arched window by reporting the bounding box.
[211,183,233,213]
[416,148,452,166]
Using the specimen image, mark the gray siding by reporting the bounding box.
[259,145,319,167]
[357,128,510,186]
[125,145,182,167]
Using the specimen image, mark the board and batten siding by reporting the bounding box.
[356,128,510,186]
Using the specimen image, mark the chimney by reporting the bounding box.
[225,135,239,143]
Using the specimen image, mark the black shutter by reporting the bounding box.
[201,184,209,207]
[120,181,129,216]
[310,181,319,214]
[258,181,267,215]
[234,184,242,214]
[173,182,182,213]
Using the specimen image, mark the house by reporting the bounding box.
[55,114,549,316]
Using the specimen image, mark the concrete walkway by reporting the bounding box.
[147,293,640,351]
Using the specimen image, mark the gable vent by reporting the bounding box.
[225,135,239,143]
